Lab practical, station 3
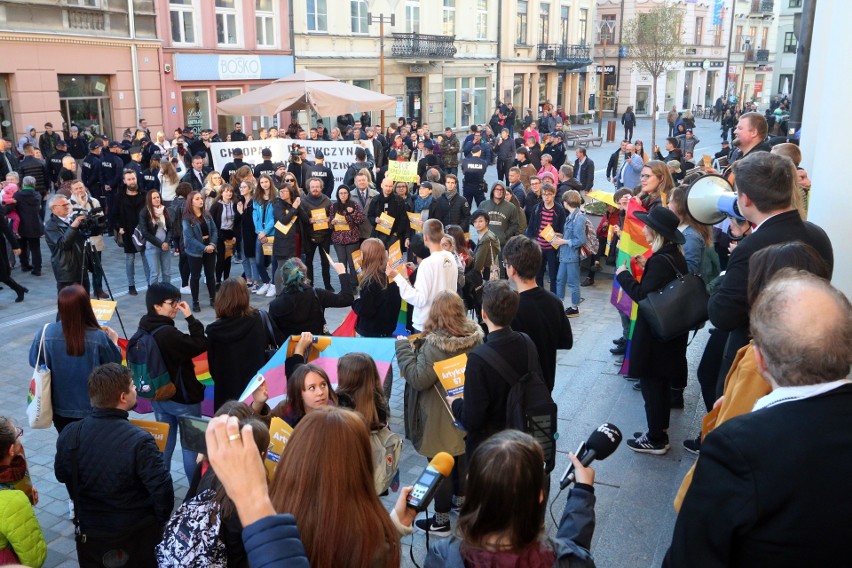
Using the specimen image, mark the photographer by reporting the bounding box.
[69,180,109,298]
[44,193,88,292]
[287,144,313,189]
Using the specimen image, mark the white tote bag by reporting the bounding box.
[27,324,53,429]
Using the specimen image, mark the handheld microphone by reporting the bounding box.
[406,452,455,512]
[559,423,623,490]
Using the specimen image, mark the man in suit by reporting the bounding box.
[613,143,643,189]
[708,152,833,390]
[181,154,211,192]
[573,147,595,191]
[666,272,852,567]
[606,140,628,186]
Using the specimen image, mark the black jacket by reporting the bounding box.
[54,408,174,537]
[606,149,624,179]
[436,190,471,232]
[352,279,402,337]
[543,142,567,169]
[511,287,573,391]
[573,158,595,191]
[525,202,567,245]
[81,153,102,195]
[48,150,69,186]
[138,207,174,249]
[12,188,43,238]
[18,156,49,195]
[115,190,146,253]
[368,192,408,244]
[271,198,299,258]
[138,313,208,404]
[44,214,86,283]
[181,167,211,192]
[307,163,334,197]
[221,159,245,186]
[206,311,284,410]
[98,151,124,190]
[209,200,242,240]
[269,275,354,338]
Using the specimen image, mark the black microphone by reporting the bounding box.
[406,452,455,512]
[559,423,623,490]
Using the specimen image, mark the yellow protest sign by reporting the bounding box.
[90,300,117,326]
[387,161,418,183]
[407,211,423,232]
[265,417,294,478]
[388,240,404,268]
[376,212,394,235]
[352,249,363,282]
[433,353,468,400]
[332,213,350,231]
[587,190,617,208]
[311,208,329,231]
[262,236,274,256]
[604,223,616,256]
[539,224,560,249]
[130,419,170,453]
[286,335,332,362]
[274,219,294,235]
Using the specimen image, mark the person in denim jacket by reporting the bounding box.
[553,190,587,318]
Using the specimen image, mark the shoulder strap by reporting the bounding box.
[478,333,539,386]
[259,309,276,346]
[656,253,684,278]
[68,419,85,538]
[35,323,49,368]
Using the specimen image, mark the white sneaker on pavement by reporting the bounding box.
[265,285,277,297]
[180,286,190,294]
[255,283,270,295]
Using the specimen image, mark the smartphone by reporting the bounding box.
[179,416,211,455]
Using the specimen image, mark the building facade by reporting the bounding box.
[155,0,294,138]
[595,0,732,118]
[771,0,800,97]
[291,0,498,132]
[726,0,780,106]
[498,0,596,125]
[0,0,160,142]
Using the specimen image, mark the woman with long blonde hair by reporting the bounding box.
[635,159,674,211]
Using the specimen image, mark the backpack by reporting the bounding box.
[581,217,599,258]
[479,333,559,472]
[126,326,176,401]
[156,489,227,567]
[371,425,402,495]
[131,225,146,251]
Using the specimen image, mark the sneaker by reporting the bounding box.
[683,435,701,455]
[612,337,627,346]
[192,302,201,313]
[581,277,594,287]
[255,283,270,295]
[627,432,669,455]
[128,286,138,296]
[265,285,277,297]
[414,516,451,538]
[180,285,191,294]
[565,306,579,318]
[610,344,627,355]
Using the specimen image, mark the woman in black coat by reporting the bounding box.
[209,185,242,287]
[271,184,301,270]
[615,207,688,455]
[0,211,27,301]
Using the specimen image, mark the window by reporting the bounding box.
[169,0,196,44]
[457,77,488,127]
[351,0,368,34]
[734,26,743,51]
[560,6,570,45]
[539,3,550,44]
[444,78,457,129]
[442,0,455,36]
[406,0,419,33]
[0,76,14,140]
[714,23,723,46]
[58,75,113,138]
[760,27,768,50]
[783,31,797,53]
[778,73,793,94]
[598,14,616,44]
[473,77,487,126]
[476,0,487,40]
[307,0,327,32]
[516,0,528,45]
[789,0,802,7]
[578,8,588,45]
[215,0,239,46]
[695,17,703,45]
[217,89,242,139]
[256,0,276,47]
[68,0,99,6]
[183,90,211,135]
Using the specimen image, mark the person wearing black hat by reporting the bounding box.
[307,149,334,198]
[253,148,276,179]
[460,145,487,206]
[221,147,245,186]
[125,145,145,181]
[615,206,689,455]
[142,151,162,193]
[714,140,731,162]
[98,142,126,231]
[416,139,439,181]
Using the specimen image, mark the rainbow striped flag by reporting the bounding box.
[332,301,412,338]
[610,199,652,375]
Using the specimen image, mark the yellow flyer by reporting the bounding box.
[388,240,404,268]
[407,211,423,232]
[264,417,294,478]
[90,299,117,326]
[376,212,394,235]
[274,219,294,235]
[311,208,329,231]
[332,213,350,231]
[130,419,170,453]
[604,223,616,256]
[387,161,419,183]
[262,236,274,256]
[352,249,363,282]
[539,224,560,249]
[433,353,467,399]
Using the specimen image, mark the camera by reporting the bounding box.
[72,207,108,237]
[289,143,301,162]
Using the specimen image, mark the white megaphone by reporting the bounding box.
[684,174,746,225]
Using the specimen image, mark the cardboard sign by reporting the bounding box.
[376,212,394,235]
[264,417,294,478]
[274,219,294,235]
[433,353,468,400]
[90,300,117,326]
[311,208,329,231]
[130,419,170,453]
[262,236,274,256]
[539,224,561,249]
[407,211,424,232]
[703,154,713,168]
[352,249,363,282]
[332,213,350,231]
[387,161,419,183]
[388,240,404,269]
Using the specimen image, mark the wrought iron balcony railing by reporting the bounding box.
[536,44,594,70]
[391,33,457,59]
[744,49,770,63]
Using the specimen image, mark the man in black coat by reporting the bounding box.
[13,177,45,275]
[667,273,852,568]
[181,153,211,191]
[55,363,173,567]
[44,194,88,291]
[436,174,470,232]
[708,152,833,389]
[0,137,19,180]
[229,121,248,142]
[573,147,595,191]
[221,147,246,185]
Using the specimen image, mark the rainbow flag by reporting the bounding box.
[610,199,652,375]
[118,339,216,416]
[239,335,398,409]
[332,301,412,338]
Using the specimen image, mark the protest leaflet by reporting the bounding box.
[539,224,561,249]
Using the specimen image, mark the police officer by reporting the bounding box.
[125,146,145,181]
[253,147,277,179]
[307,150,334,197]
[221,147,245,185]
[99,141,125,230]
[81,141,103,199]
[48,139,70,191]
[142,152,161,193]
[460,145,487,206]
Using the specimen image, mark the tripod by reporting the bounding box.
[82,236,128,338]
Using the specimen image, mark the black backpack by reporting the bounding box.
[479,333,558,472]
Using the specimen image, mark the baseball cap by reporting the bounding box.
[315,149,324,159]
[129,146,142,155]
[232,147,243,156]
[261,148,272,157]
[89,141,101,150]
[423,139,434,150]
[108,141,122,148]
[470,145,482,153]
[56,139,67,148]
[721,140,730,146]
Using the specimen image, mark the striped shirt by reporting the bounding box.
[537,205,556,250]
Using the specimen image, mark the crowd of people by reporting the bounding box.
[0,102,848,568]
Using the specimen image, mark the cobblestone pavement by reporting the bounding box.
[0,115,726,567]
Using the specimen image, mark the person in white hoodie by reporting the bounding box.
[386,219,457,333]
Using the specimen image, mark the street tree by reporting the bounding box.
[622,1,685,151]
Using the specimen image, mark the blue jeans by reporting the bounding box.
[125,251,151,287]
[556,260,581,306]
[254,239,278,284]
[151,399,201,481]
[536,247,559,294]
[145,246,172,284]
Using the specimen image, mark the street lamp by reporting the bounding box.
[594,19,615,138]
[367,0,400,128]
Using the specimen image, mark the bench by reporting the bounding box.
[564,127,603,147]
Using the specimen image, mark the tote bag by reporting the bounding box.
[27,324,53,429]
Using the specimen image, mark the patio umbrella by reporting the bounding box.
[215,69,396,117]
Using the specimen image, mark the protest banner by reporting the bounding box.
[433,354,467,400]
[129,419,170,453]
[90,300,117,326]
[387,161,419,183]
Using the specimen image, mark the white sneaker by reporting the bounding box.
[254,283,269,295]
[265,285,277,297]
[180,285,191,294]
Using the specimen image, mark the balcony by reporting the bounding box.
[750,0,774,14]
[391,33,457,60]
[536,44,594,70]
[744,49,770,63]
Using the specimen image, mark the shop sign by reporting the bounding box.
[219,55,261,80]
[595,65,615,74]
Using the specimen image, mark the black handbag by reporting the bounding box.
[258,309,279,361]
[638,255,709,342]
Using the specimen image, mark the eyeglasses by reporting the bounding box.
[161,299,178,306]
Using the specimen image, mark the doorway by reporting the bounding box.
[635,86,650,115]
[406,77,423,124]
